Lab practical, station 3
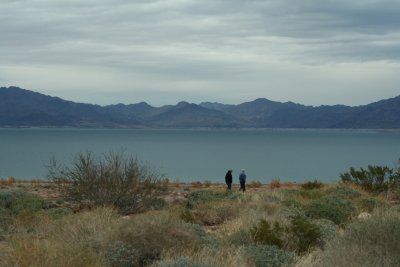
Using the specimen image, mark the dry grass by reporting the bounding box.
[191,201,240,226]
[1,182,397,267]
[0,207,118,267]
[1,237,105,267]
[316,207,400,267]
[154,246,249,267]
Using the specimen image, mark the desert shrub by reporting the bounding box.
[228,228,253,246]
[106,211,212,266]
[0,191,12,208]
[357,197,385,212]
[244,245,294,267]
[55,199,64,205]
[286,216,321,254]
[250,219,284,248]
[269,178,281,189]
[280,205,307,220]
[48,151,164,214]
[249,180,262,188]
[306,195,357,225]
[180,208,195,223]
[7,176,16,185]
[185,223,222,249]
[340,165,400,194]
[47,207,74,218]
[318,208,400,267]
[301,180,323,190]
[325,185,362,199]
[0,191,46,215]
[105,242,140,267]
[313,219,338,245]
[186,190,241,209]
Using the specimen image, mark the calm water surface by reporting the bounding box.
[0,128,399,183]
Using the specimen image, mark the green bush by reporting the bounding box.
[245,245,294,267]
[105,242,139,267]
[250,219,284,248]
[228,229,253,246]
[313,219,338,245]
[302,180,323,190]
[0,192,12,208]
[180,208,195,223]
[318,208,400,266]
[48,151,164,214]
[340,165,400,194]
[325,186,362,199]
[185,223,222,249]
[286,217,321,254]
[358,197,385,213]
[306,196,357,225]
[280,205,307,220]
[0,191,46,215]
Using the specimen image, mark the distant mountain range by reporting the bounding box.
[1,86,400,129]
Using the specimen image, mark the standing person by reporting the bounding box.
[225,169,233,191]
[239,169,247,192]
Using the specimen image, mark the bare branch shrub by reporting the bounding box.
[48,151,163,214]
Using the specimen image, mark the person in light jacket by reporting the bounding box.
[239,169,246,192]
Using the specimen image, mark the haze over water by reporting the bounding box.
[1,128,399,183]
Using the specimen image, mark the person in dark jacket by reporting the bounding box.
[239,169,246,192]
[225,169,233,191]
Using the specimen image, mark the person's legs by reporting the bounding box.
[227,182,232,191]
[240,181,245,192]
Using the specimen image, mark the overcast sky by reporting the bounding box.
[1,0,400,106]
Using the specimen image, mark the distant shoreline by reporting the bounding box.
[1,126,400,132]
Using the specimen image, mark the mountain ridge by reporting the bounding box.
[1,86,399,129]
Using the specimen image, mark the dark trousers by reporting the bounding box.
[239,181,246,192]
[226,182,232,190]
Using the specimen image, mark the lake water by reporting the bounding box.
[0,128,399,183]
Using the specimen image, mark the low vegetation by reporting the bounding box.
[1,160,399,267]
[341,164,400,195]
[48,151,165,214]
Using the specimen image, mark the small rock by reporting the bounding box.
[357,212,372,220]
[121,215,130,220]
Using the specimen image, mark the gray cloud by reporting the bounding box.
[1,0,399,106]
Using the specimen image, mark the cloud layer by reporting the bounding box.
[1,0,400,106]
